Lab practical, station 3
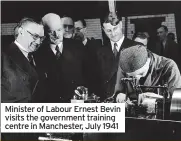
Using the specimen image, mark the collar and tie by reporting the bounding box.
[55,45,62,59]
[28,52,35,67]
[113,43,118,58]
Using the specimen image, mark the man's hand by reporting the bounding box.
[138,92,163,105]
[76,86,88,94]
[116,93,126,103]
[138,92,163,113]
[116,93,134,109]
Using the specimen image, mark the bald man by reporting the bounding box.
[35,13,88,102]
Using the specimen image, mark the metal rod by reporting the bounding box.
[136,85,167,89]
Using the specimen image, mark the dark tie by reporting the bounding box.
[55,45,62,59]
[113,43,118,58]
[28,53,35,67]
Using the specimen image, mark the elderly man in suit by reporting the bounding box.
[95,12,141,101]
[1,17,47,103]
[35,13,88,102]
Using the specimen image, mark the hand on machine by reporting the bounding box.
[116,92,164,118]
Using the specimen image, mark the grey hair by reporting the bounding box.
[14,17,42,38]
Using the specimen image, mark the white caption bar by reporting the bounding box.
[1,103,125,133]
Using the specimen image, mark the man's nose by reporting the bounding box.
[111,31,116,36]
[54,31,60,37]
[65,26,69,32]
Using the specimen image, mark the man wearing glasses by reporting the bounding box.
[95,12,141,100]
[74,19,90,45]
[35,13,88,103]
[1,17,47,103]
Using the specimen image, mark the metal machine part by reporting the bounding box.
[170,88,181,121]
[72,86,100,103]
[119,77,170,120]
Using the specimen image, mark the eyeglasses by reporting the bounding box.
[25,29,45,42]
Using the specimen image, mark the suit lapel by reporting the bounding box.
[62,39,74,60]
[107,38,133,82]
[105,41,118,81]
[46,44,58,61]
[120,38,131,50]
[62,40,67,56]
[164,40,169,56]
[6,43,38,80]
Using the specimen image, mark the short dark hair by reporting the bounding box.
[167,32,175,40]
[101,12,121,26]
[160,25,168,32]
[75,19,86,27]
[133,32,149,40]
[62,15,74,26]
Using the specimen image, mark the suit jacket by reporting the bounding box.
[84,38,102,94]
[95,38,141,100]
[35,38,87,102]
[1,42,47,103]
[154,38,180,70]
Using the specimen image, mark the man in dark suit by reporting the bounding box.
[35,13,87,102]
[95,12,141,100]
[74,19,102,47]
[74,19,102,94]
[1,17,47,103]
[155,25,180,70]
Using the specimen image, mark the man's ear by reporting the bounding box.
[83,27,87,35]
[18,27,24,35]
[118,21,122,29]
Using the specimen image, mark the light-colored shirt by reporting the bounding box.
[110,35,125,52]
[50,42,63,55]
[14,40,29,59]
[162,40,167,49]
[82,38,88,46]
[14,40,36,66]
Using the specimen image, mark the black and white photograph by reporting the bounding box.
[1,1,181,141]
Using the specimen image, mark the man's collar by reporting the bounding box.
[14,40,29,58]
[14,40,28,53]
[50,42,63,54]
[83,38,88,46]
[110,35,125,52]
[50,42,63,48]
